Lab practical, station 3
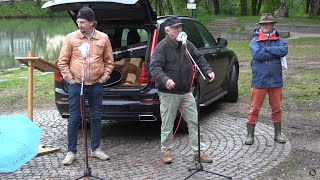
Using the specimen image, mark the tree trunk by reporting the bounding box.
[166,0,174,14]
[306,0,311,14]
[309,0,320,16]
[158,0,165,15]
[36,0,41,6]
[257,0,263,15]
[240,0,248,15]
[212,0,221,15]
[252,0,258,15]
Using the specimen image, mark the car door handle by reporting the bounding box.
[212,53,217,57]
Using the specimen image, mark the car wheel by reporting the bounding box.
[225,63,239,102]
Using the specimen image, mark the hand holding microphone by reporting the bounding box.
[176,31,188,46]
[79,43,90,59]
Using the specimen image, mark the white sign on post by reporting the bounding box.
[187,3,197,10]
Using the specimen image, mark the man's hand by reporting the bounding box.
[166,79,175,90]
[98,78,105,84]
[208,72,215,82]
[69,79,76,84]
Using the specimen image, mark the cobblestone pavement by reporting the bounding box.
[0,108,291,180]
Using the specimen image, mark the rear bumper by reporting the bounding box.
[55,88,161,121]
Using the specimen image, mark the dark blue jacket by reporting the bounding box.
[250,29,288,88]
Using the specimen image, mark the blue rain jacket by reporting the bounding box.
[250,29,288,88]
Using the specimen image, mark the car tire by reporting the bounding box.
[225,63,239,102]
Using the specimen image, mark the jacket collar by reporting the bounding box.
[255,28,279,41]
[75,29,100,40]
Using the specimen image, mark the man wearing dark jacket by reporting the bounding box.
[150,16,215,164]
[245,13,288,145]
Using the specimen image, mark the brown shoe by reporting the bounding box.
[162,152,173,164]
[193,153,213,163]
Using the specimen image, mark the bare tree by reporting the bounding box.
[157,0,165,15]
[240,0,248,15]
[165,0,174,14]
[306,0,311,14]
[257,0,263,15]
[212,0,221,15]
[36,0,41,7]
[252,0,258,15]
[309,0,320,16]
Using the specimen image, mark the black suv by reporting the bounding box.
[43,0,239,122]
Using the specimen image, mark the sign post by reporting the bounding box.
[15,51,60,121]
[187,0,197,17]
[15,51,61,156]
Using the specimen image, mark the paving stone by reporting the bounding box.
[0,109,291,179]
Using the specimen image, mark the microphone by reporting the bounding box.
[176,31,188,46]
[79,43,90,59]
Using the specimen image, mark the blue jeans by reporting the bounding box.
[67,82,103,153]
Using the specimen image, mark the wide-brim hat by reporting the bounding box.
[257,13,277,24]
[164,16,183,28]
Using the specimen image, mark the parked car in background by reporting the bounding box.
[42,0,239,123]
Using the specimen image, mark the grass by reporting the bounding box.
[236,16,320,25]
[228,37,320,105]
[0,68,55,110]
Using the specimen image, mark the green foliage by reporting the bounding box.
[0,1,67,18]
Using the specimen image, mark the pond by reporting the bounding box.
[0,18,75,71]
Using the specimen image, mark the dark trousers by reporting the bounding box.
[67,82,103,153]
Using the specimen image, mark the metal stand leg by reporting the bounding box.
[184,106,232,179]
[75,60,105,180]
[184,49,232,179]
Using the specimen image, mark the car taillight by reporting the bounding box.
[150,29,158,57]
[139,29,159,85]
[54,59,64,82]
[139,62,148,84]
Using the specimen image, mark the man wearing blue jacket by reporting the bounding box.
[245,13,288,145]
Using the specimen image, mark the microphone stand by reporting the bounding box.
[183,46,232,180]
[75,56,104,180]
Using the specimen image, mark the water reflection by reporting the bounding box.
[0,18,75,71]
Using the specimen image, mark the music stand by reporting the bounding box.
[183,48,232,180]
[15,52,61,156]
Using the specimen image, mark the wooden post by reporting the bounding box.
[27,51,35,121]
[15,52,61,155]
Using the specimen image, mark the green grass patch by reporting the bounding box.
[228,40,251,62]
[228,37,320,105]
[239,71,252,99]
[0,68,55,108]
[284,70,320,105]
[232,16,320,25]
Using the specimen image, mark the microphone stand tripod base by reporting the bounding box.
[183,46,231,179]
[185,162,232,179]
[74,59,105,180]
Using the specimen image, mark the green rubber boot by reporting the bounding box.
[274,122,286,143]
[245,123,255,145]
